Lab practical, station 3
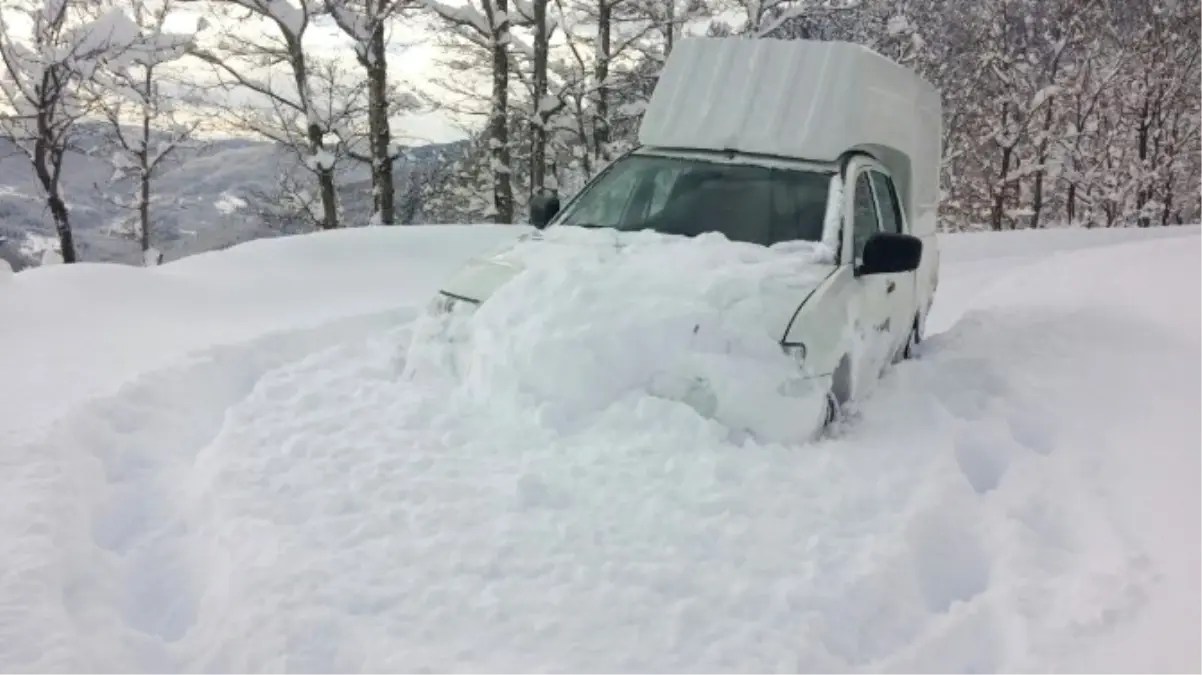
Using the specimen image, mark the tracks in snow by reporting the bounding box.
[802,303,1157,672]
[77,321,1154,670]
[8,328,1151,672]
[1,309,413,672]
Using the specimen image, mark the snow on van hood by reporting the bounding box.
[438,228,825,349]
[440,226,836,334]
[419,225,838,441]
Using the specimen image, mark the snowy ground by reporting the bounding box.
[1,224,1198,672]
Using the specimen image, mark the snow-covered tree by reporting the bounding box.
[420,0,522,223]
[1116,0,1200,228]
[186,0,351,229]
[325,0,422,225]
[91,0,196,264]
[0,0,145,262]
[522,0,552,195]
[718,0,863,38]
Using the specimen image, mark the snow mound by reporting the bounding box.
[0,225,527,444]
[407,228,836,444]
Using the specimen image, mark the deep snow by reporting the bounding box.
[0,224,1198,672]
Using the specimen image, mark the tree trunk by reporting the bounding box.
[1160,165,1175,226]
[593,0,611,162]
[529,0,549,196]
[46,190,75,263]
[1030,101,1055,230]
[139,170,151,254]
[990,144,1014,231]
[574,91,592,178]
[664,0,675,55]
[489,0,513,223]
[988,101,1013,232]
[1030,173,1044,229]
[304,120,339,229]
[1135,92,1152,227]
[289,33,338,229]
[38,145,75,262]
[367,14,394,225]
[140,65,153,255]
[34,68,75,262]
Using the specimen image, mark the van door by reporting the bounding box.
[868,169,919,360]
[843,160,896,396]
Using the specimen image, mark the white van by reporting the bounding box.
[428,37,942,434]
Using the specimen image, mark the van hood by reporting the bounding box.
[437,228,834,341]
[440,236,537,303]
[442,229,644,303]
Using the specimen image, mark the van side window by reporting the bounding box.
[870,171,903,234]
[852,172,880,262]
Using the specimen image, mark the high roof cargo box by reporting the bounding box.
[637,37,942,235]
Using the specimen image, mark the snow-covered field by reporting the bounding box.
[1,223,1198,672]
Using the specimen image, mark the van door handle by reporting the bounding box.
[886,280,896,294]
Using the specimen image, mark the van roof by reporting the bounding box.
[637,37,942,232]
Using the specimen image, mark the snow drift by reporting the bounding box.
[407,227,838,444]
[0,225,525,441]
[0,224,1198,673]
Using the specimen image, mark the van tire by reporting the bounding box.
[831,355,851,401]
[830,355,851,410]
[903,314,922,359]
[820,391,838,431]
[895,314,921,363]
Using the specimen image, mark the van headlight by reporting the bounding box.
[777,342,818,397]
[428,293,478,317]
[428,293,457,316]
[782,342,807,367]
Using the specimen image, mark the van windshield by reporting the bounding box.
[554,154,832,246]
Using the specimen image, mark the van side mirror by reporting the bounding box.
[529,192,560,229]
[858,232,922,275]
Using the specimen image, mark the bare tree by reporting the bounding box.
[526,0,551,195]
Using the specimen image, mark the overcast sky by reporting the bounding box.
[160,4,471,145]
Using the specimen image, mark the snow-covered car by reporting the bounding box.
[426,37,942,435]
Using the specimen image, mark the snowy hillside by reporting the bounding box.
[0,129,465,268]
[0,224,1198,672]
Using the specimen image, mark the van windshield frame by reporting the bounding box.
[552,154,833,247]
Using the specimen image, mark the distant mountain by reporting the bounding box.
[0,123,469,268]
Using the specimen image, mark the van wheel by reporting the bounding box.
[812,390,839,441]
[822,391,838,426]
[823,355,851,430]
[899,315,922,361]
